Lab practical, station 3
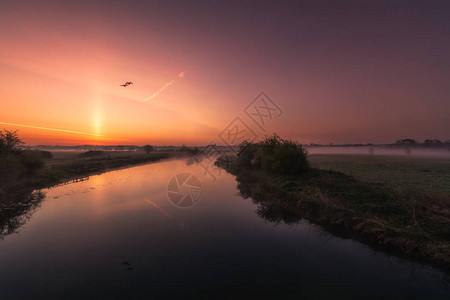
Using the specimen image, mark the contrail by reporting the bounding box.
[144,71,185,102]
[0,121,104,137]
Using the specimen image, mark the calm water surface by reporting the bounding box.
[0,159,449,298]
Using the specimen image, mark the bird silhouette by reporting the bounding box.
[120,82,133,87]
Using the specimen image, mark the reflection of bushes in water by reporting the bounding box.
[0,190,45,239]
[219,133,450,270]
[236,172,304,225]
[236,174,346,241]
[228,164,450,271]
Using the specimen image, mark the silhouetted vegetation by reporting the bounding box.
[306,138,450,152]
[1,131,201,196]
[0,130,50,186]
[0,189,45,239]
[235,134,309,175]
[142,145,154,155]
[178,145,200,156]
[396,138,417,145]
[20,150,45,173]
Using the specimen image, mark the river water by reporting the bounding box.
[0,159,448,298]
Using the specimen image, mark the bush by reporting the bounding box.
[19,150,44,173]
[0,152,23,185]
[142,145,154,155]
[36,150,53,159]
[236,134,309,176]
[236,141,260,170]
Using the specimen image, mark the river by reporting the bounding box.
[0,159,448,298]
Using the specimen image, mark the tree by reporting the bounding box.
[0,129,23,153]
[0,130,24,185]
[424,139,443,147]
[396,138,417,145]
[142,145,154,155]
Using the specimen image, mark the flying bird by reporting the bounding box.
[120,82,133,87]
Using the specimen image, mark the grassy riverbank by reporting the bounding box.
[1,150,183,197]
[222,164,450,271]
[0,150,178,237]
[216,136,450,272]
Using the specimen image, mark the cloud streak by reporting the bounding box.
[144,71,185,102]
[0,121,104,137]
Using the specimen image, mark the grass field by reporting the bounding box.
[48,150,155,167]
[309,154,450,196]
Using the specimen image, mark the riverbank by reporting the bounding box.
[1,151,176,238]
[217,157,450,272]
[0,151,185,200]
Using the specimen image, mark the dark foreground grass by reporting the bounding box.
[218,158,450,272]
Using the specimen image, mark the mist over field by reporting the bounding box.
[307,146,450,157]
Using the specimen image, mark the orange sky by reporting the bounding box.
[1,1,449,145]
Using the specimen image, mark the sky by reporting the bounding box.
[1,0,449,145]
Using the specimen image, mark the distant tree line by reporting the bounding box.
[307,139,450,148]
[394,139,450,148]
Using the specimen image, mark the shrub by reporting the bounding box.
[19,150,44,173]
[0,130,25,184]
[36,150,53,159]
[236,134,309,176]
[142,145,154,155]
[236,141,261,170]
[0,152,23,185]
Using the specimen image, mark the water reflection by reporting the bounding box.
[0,190,45,239]
[237,177,303,225]
[0,159,448,298]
